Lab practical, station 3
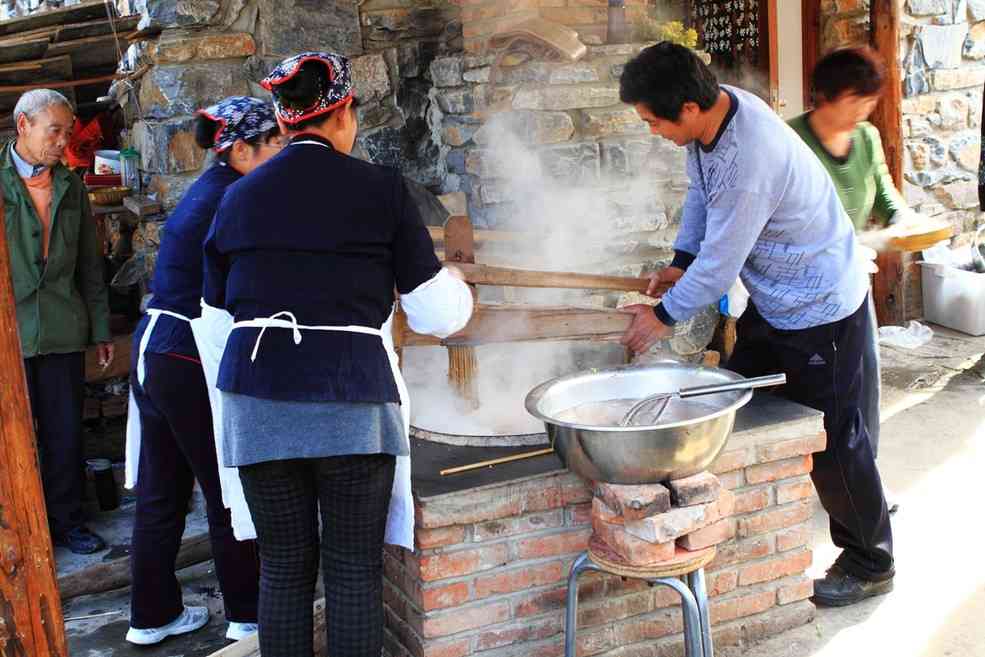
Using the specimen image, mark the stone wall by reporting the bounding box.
[384,400,824,657]
[822,0,984,274]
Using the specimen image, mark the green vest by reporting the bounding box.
[1,141,110,358]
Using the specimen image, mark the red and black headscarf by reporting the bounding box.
[260,51,353,126]
[196,96,277,153]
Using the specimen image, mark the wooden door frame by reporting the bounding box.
[801,0,820,109]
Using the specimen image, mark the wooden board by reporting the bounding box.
[0,37,49,65]
[451,262,651,292]
[45,33,125,71]
[403,305,634,347]
[55,14,140,43]
[0,0,109,38]
[0,54,72,85]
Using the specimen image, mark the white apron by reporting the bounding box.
[124,308,193,490]
[191,304,416,550]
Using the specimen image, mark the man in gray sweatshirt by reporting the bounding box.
[618,42,894,607]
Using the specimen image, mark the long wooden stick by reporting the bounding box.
[449,262,651,292]
[440,448,555,476]
[0,193,67,654]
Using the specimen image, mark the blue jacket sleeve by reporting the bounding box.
[202,215,227,309]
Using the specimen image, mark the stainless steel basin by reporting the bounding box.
[524,363,753,484]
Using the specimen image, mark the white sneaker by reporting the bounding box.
[226,621,258,641]
[125,606,210,645]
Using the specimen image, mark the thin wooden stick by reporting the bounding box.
[439,447,555,476]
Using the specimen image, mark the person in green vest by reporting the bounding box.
[788,46,903,532]
[3,89,112,554]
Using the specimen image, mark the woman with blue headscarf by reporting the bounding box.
[124,97,285,646]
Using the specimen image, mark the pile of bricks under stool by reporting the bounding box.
[591,472,736,566]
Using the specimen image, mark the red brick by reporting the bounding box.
[708,536,774,570]
[515,586,569,618]
[775,477,815,505]
[594,482,671,520]
[474,615,563,651]
[473,510,564,542]
[422,638,472,657]
[577,624,617,657]
[421,600,511,638]
[737,500,812,538]
[474,561,566,598]
[733,486,771,514]
[710,589,776,624]
[738,549,813,586]
[568,502,592,525]
[776,523,813,552]
[745,455,812,485]
[677,518,737,551]
[717,469,745,490]
[417,526,467,550]
[578,590,652,627]
[710,447,751,474]
[777,575,814,605]
[420,581,471,611]
[416,494,520,529]
[619,609,683,643]
[561,477,594,504]
[592,516,676,565]
[756,432,827,462]
[625,489,734,544]
[741,599,816,644]
[418,543,510,582]
[707,569,739,597]
[515,528,591,560]
[668,472,722,506]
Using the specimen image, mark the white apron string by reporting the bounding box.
[231,310,384,362]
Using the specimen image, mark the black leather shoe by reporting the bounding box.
[53,526,107,555]
[812,565,893,607]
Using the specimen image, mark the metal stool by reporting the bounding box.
[564,539,716,657]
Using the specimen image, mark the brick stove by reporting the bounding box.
[384,395,825,657]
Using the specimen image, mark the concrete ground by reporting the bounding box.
[64,324,985,657]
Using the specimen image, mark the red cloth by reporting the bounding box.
[65,116,104,169]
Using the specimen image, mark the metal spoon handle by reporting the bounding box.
[677,373,787,399]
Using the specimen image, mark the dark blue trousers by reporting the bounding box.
[728,295,894,580]
[130,352,259,628]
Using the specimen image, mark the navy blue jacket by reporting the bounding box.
[204,134,441,403]
[133,163,241,363]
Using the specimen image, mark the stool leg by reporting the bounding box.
[687,569,714,657]
[651,577,703,657]
[565,553,600,657]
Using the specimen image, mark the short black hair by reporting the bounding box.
[193,115,280,162]
[619,41,719,121]
[273,60,360,132]
[812,46,885,103]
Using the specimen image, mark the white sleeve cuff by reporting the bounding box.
[400,268,473,338]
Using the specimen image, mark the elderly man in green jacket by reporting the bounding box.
[5,89,113,554]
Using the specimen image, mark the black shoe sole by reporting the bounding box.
[811,578,894,608]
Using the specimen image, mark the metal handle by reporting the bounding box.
[678,373,787,399]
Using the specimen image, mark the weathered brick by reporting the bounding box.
[422,638,472,657]
[777,575,814,605]
[418,544,510,582]
[474,561,566,598]
[710,447,752,474]
[578,591,653,627]
[417,526,467,550]
[756,433,827,462]
[668,472,722,507]
[514,586,569,618]
[153,31,256,64]
[420,581,471,612]
[416,475,578,528]
[737,500,812,538]
[473,510,565,542]
[474,616,563,651]
[733,487,771,514]
[707,569,739,597]
[776,522,813,552]
[420,600,511,638]
[708,536,774,570]
[739,599,816,644]
[619,609,684,643]
[594,482,671,521]
[745,455,812,485]
[568,502,592,526]
[717,470,745,490]
[516,528,591,560]
[592,516,677,565]
[710,589,776,624]
[625,490,735,544]
[677,518,737,551]
[738,549,813,586]
[592,497,622,524]
[775,477,815,505]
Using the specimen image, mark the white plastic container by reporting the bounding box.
[920,263,985,336]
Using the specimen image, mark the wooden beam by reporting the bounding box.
[449,262,650,292]
[0,0,108,38]
[801,0,820,109]
[766,0,780,111]
[870,0,905,325]
[0,200,67,654]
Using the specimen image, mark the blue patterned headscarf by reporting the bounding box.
[260,51,353,126]
[197,96,278,153]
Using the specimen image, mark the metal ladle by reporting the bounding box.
[620,373,787,427]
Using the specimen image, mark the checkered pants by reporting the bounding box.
[239,454,395,657]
